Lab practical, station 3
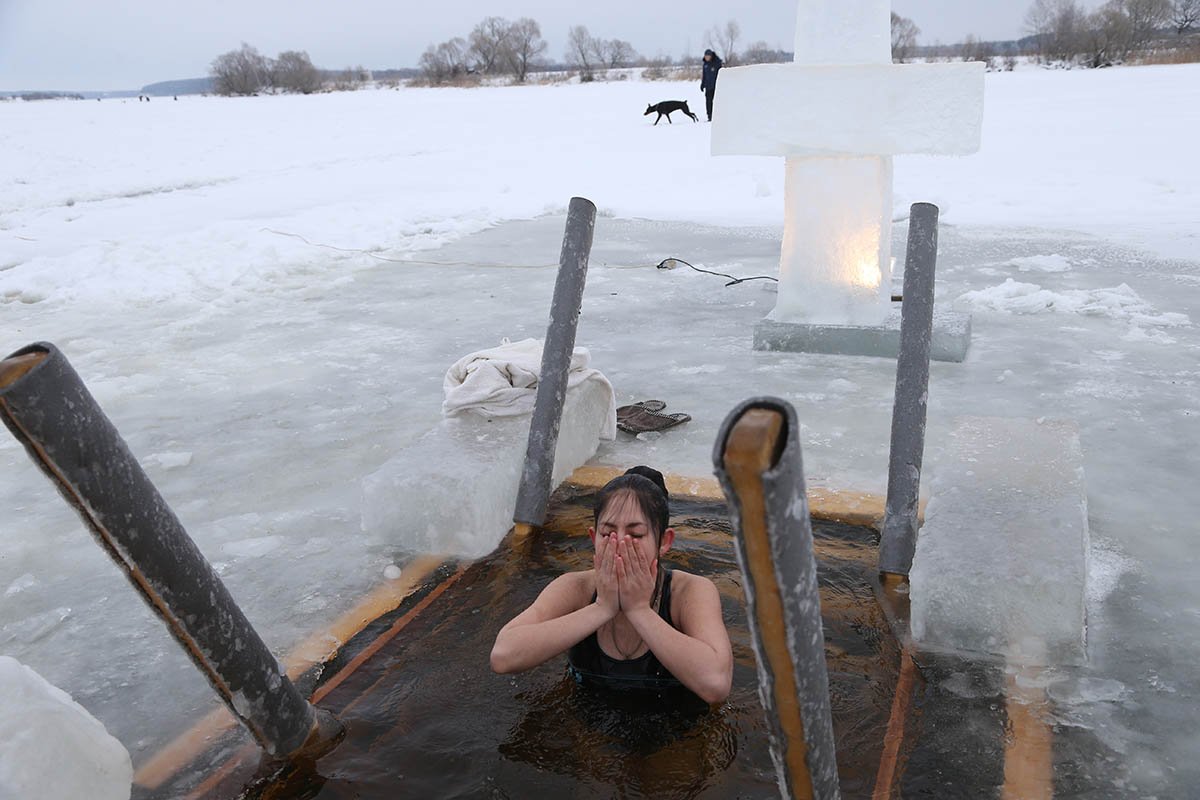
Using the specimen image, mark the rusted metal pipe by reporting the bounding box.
[513,196,597,529]
[879,202,940,576]
[0,342,341,760]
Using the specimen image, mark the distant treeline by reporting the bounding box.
[208,43,419,96]
[30,0,1196,102]
[418,5,1197,86]
[1019,0,1199,67]
[893,0,1199,70]
[414,17,787,86]
[1,91,85,101]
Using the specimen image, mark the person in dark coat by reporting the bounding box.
[700,49,723,121]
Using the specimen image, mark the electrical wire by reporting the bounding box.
[655,257,778,287]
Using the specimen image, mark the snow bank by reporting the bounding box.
[956,279,1190,328]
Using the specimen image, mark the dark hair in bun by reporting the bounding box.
[593,466,670,540]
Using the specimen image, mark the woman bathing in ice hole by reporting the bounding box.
[490,466,733,704]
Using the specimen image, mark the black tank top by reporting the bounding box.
[567,570,683,692]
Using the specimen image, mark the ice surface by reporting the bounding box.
[0,656,131,800]
[361,377,614,557]
[710,63,985,158]
[910,416,1089,665]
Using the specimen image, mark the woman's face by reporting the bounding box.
[590,490,673,562]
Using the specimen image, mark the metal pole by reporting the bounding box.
[714,396,840,800]
[878,202,940,576]
[513,196,597,528]
[0,343,341,760]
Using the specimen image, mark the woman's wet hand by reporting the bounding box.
[616,535,657,611]
[594,532,620,617]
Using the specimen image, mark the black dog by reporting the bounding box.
[644,100,698,125]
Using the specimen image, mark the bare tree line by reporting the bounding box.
[419,16,549,85]
[1023,0,1198,66]
[214,2,1198,98]
[210,43,370,96]
[420,16,755,86]
[891,0,1197,71]
[561,25,639,82]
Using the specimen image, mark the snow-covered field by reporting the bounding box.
[2,65,1199,794]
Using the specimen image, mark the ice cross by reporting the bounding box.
[712,0,984,325]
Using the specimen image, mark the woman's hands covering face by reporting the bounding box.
[616,534,657,612]
[593,532,620,616]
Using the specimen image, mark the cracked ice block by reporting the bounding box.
[361,380,611,558]
[0,657,132,800]
[910,416,1089,665]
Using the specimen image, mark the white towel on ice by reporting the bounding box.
[442,338,617,439]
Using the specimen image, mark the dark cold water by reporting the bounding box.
[204,487,901,800]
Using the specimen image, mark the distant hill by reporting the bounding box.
[142,77,214,96]
[370,68,421,81]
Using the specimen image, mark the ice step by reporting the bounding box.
[910,416,1089,665]
[361,380,612,558]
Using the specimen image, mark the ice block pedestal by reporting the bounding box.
[361,380,612,558]
[909,416,1090,665]
[755,305,972,362]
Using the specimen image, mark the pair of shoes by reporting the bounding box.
[616,400,692,435]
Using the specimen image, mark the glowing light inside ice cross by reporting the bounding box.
[711,0,984,325]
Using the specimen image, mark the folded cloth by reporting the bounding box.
[442,338,617,439]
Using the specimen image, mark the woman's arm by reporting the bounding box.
[490,534,621,674]
[618,539,733,703]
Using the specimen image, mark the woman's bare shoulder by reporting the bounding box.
[669,569,715,588]
[515,569,596,624]
[668,570,721,604]
[545,569,595,602]
[667,570,727,637]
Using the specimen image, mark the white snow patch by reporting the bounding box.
[1008,254,1073,272]
[1087,538,1138,609]
[144,451,193,470]
[957,279,1190,328]
[4,573,38,596]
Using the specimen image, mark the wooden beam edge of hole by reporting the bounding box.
[0,352,47,390]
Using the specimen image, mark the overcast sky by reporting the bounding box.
[0,0,1107,91]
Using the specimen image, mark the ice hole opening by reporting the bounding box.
[172,484,907,799]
